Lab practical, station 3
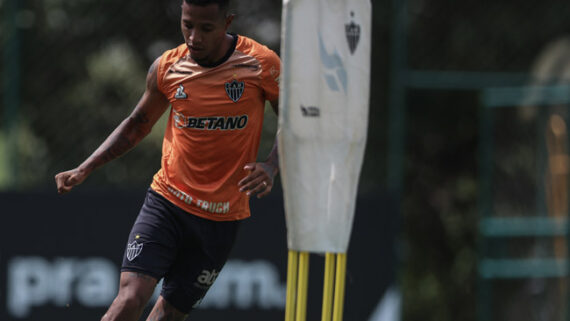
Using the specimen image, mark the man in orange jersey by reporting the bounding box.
[54,0,280,320]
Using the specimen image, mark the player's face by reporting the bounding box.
[181,2,232,65]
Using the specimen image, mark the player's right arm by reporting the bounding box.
[55,57,169,194]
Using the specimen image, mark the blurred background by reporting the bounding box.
[2,0,570,320]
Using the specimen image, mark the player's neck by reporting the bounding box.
[217,33,235,59]
[200,33,236,68]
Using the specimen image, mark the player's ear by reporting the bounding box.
[224,13,235,29]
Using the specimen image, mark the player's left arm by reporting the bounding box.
[238,99,280,199]
[238,48,281,199]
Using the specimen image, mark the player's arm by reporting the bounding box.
[55,57,170,194]
[238,99,280,199]
[264,99,280,175]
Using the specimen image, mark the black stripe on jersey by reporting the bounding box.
[233,64,260,71]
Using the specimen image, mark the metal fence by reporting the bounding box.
[386,1,570,321]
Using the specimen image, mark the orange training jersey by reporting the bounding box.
[150,35,280,221]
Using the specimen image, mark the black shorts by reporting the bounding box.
[121,188,240,313]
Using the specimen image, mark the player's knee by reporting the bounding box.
[148,296,188,321]
[100,289,151,321]
[162,301,186,318]
[111,284,153,314]
[119,291,148,311]
[118,272,157,303]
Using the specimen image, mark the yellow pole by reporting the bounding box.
[285,250,299,321]
[296,251,310,321]
[332,253,347,321]
[321,252,336,321]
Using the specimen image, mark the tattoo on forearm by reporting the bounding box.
[133,111,150,124]
[101,134,133,163]
[81,61,159,174]
[87,115,148,171]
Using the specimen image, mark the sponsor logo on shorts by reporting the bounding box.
[194,269,219,290]
[126,241,143,261]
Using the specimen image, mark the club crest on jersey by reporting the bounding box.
[126,241,143,261]
[345,11,361,55]
[175,84,188,99]
[225,79,245,102]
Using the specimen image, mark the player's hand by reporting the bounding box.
[238,162,277,199]
[54,168,89,194]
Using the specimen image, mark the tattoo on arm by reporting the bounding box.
[133,110,150,124]
[147,58,160,91]
[107,134,133,158]
[88,135,132,171]
[83,116,145,172]
[79,58,165,175]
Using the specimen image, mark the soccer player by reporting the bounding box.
[54,0,280,320]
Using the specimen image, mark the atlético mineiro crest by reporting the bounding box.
[126,241,143,261]
[225,79,245,102]
[345,11,361,55]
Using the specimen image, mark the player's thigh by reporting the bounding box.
[161,218,241,313]
[121,189,182,279]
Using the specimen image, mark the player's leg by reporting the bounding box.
[146,295,188,321]
[101,271,158,321]
[156,215,241,317]
[105,188,182,321]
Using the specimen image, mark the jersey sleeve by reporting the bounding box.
[156,51,171,94]
[156,45,185,95]
[259,49,281,103]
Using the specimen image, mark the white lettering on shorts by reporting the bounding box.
[194,269,220,290]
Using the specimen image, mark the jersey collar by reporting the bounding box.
[195,33,238,68]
